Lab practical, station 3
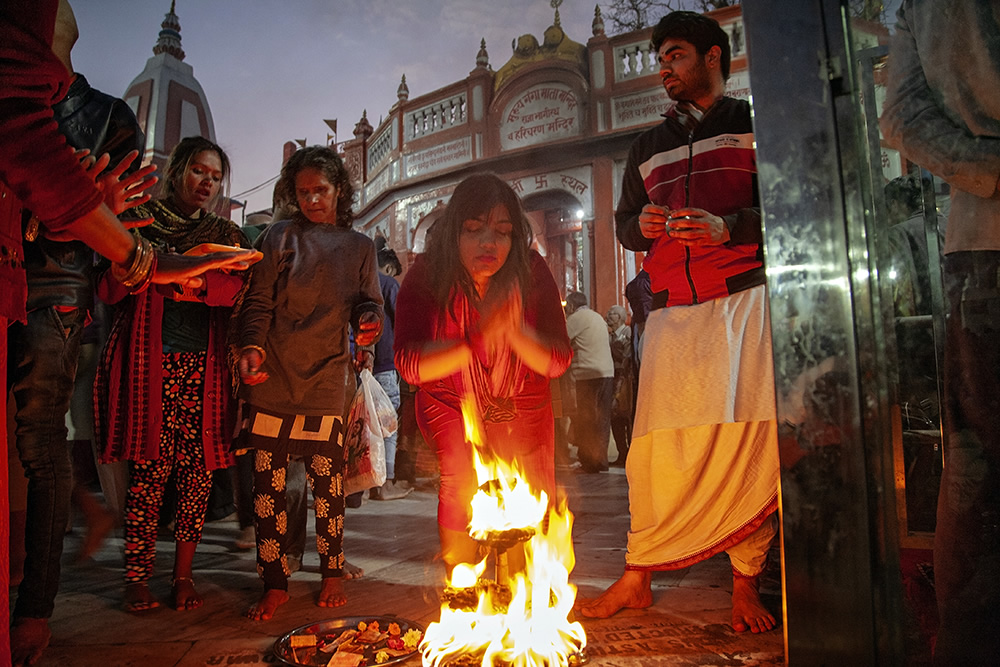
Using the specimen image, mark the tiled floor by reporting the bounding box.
[32,466,785,666]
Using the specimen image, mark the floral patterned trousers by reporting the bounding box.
[124,352,212,583]
[252,449,345,590]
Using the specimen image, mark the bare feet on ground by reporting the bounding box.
[731,575,776,633]
[11,617,51,666]
[577,569,653,618]
[172,577,204,610]
[318,577,347,607]
[343,560,364,580]
[124,582,160,612]
[246,588,290,621]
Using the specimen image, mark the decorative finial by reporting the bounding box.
[397,74,409,102]
[476,38,489,69]
[592,5,605,37]
[551,0,563,27]
[354,109,373,139]
[153,1,185,60]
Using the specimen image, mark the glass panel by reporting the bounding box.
[855,32,946,545]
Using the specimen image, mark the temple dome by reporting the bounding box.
[122,1,216,171]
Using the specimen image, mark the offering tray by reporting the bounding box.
[273,615,424,666]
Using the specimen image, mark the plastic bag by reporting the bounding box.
[366,371,398,437]
[343,370,391,495]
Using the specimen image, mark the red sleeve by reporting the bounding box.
[95,267,131,305]
[0,0,103,232]
[524,251,572,378]
[201,270,245,307]
[393,257,440,385]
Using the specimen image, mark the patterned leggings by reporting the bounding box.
[124,352,213,583]
[252,449,346,590]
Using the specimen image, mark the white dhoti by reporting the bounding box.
[625,285,780,575]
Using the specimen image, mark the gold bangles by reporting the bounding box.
[111,236,156,293]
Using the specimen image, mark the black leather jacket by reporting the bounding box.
[24,74,145,312]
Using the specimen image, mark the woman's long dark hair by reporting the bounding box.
[425,172,534,308]
[273,145,355,228]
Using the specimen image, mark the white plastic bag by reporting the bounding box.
[365,370,398,437]
[343,370,389,495]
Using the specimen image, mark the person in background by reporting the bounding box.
[880,2,1000,663]
[394,173,571,575]
[95,136,252,614]
[238,145,382,621]
[579,12,779,634]
[564,291,614,474]
[605,304,634,467]
[368,244,412,500]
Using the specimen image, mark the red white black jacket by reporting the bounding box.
[615,96,764,309]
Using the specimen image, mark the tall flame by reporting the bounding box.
[420,399,587,667]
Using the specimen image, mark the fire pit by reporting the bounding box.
[419,401,588,667]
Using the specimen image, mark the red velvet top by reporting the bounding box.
[394,250,572,414]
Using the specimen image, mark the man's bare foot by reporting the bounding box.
[731,575,776,633]
[172,577,203,610]
[124,582,161,612]
[246,588,290,621]
[343,560,364,580]
[11,617,51,666]
[577,569,653,618]
[318,577,347,607]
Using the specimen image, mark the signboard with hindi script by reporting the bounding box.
[499,82,582,152]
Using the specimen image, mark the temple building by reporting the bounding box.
[122,1,216,173]
[332,4,750,313]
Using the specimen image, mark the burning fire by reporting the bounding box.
[419,400,587,667]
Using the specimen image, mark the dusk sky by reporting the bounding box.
[71,1,901,218]
[71,0,597,217]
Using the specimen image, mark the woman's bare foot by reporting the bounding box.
[246,589,290,621]
[76,507,116,563]
[318,577,347,607]
[11,617,51,666]
[124,582,161,612]
[731,575,776,633]
[577,569,653,618]
[172,577,203,611]
[343,560,364,580]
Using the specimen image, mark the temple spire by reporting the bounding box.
[593,5,606,37]
[476,38,490,69]
[153,1,185,61]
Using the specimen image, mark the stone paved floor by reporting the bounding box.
[29,465,785,666]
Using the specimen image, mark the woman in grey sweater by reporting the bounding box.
[237,146,383,621]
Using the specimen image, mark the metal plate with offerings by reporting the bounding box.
[273,615,424,666]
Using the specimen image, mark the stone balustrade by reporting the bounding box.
[614,40,657,82]
[405,94,468,140]
[367,126,394,173]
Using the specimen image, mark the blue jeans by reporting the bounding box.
[374,370,400,479]
[8,306,86,619]
[934,252,1000,665]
